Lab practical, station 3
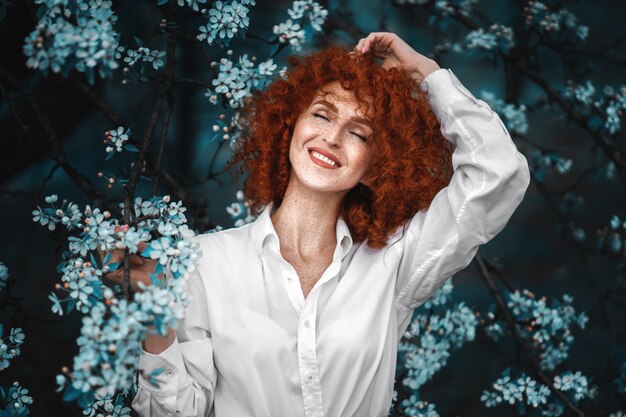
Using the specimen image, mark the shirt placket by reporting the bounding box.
[295,250,343,417]
[297,288,324,417]
[266,237,345,417]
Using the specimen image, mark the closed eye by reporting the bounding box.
[314,113,368,141]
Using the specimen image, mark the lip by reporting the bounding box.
[308,147,342,168]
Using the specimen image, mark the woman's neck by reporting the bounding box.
[270,183,345,259]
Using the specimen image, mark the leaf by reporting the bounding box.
[66,299,77,314]
[85,68,95,85]
[90,252,98,267]
[123,144,139,152]
[62,385,83,402]
[149,273,162,287]
[157,0,169,5]
[107,262,120,273]
[133,36,144,47]
[151,367,165,376]
[105,152,114,161]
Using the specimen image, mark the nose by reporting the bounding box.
[323,126,342,148]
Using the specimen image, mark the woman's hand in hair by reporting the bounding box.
[353,32,440,85]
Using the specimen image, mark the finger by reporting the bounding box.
[130,254,144,265]
[114,224,129,233]
[354,38,365,54]
[137,241,148,253]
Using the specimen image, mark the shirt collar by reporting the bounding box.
[251,201,354,259]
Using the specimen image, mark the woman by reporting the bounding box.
[122,32,530,416]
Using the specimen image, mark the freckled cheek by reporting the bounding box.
[300,123,326,139]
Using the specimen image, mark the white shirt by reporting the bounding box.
[132,68,531,417]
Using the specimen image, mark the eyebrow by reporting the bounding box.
[312,99,373,128]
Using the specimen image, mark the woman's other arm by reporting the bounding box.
[131,264,216,417]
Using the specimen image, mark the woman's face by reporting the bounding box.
[288,81,374,196]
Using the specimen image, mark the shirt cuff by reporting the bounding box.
[420,68,487,120]
[137,334,187,392]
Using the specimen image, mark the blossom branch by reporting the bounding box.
[475,253,587,417]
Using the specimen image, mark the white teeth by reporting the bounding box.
[311,151,338,167]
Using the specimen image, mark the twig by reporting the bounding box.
[175,78,212,89]
[37,162,61,196]
[152,92,175,196]
[71,76,128,127]
[122,31,179,299]
[0,63,106,206]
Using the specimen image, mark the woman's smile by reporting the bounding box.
[308,147,342,168]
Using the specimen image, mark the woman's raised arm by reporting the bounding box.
[394,67,531,310]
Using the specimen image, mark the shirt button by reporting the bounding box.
[306,374,313,381]
[287,276,293,282]
[304,320,311,327]
[165,369,173,376]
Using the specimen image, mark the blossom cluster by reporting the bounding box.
[479,91,528,135]
[0,262,7,290]
[118,45,166,70]
[115,38,166,84]
[166,0,208,12]
[482,290,588,371]
[197,0,255,47]
[273,0,328,52]
[103,126,135,159]
[564,80,626,135]
[593,215,626,257]
[481,368,595,416]
[466,24,515,54]
[523,1,589,43]
[33,194,200,408]
[0,381,33,417]
[23,0,120,83]
[205,52,283,109]
[57,281,190,400]
[0,326,25,371]
[399,395,439,417]
[0,263,32,416]
[81,392,131,417]
[527,149,573,181]
[432,0,478,18]
[226,190,256,227]
[398,279,478,390]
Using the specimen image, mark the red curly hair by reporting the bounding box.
[228,45,453,249]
